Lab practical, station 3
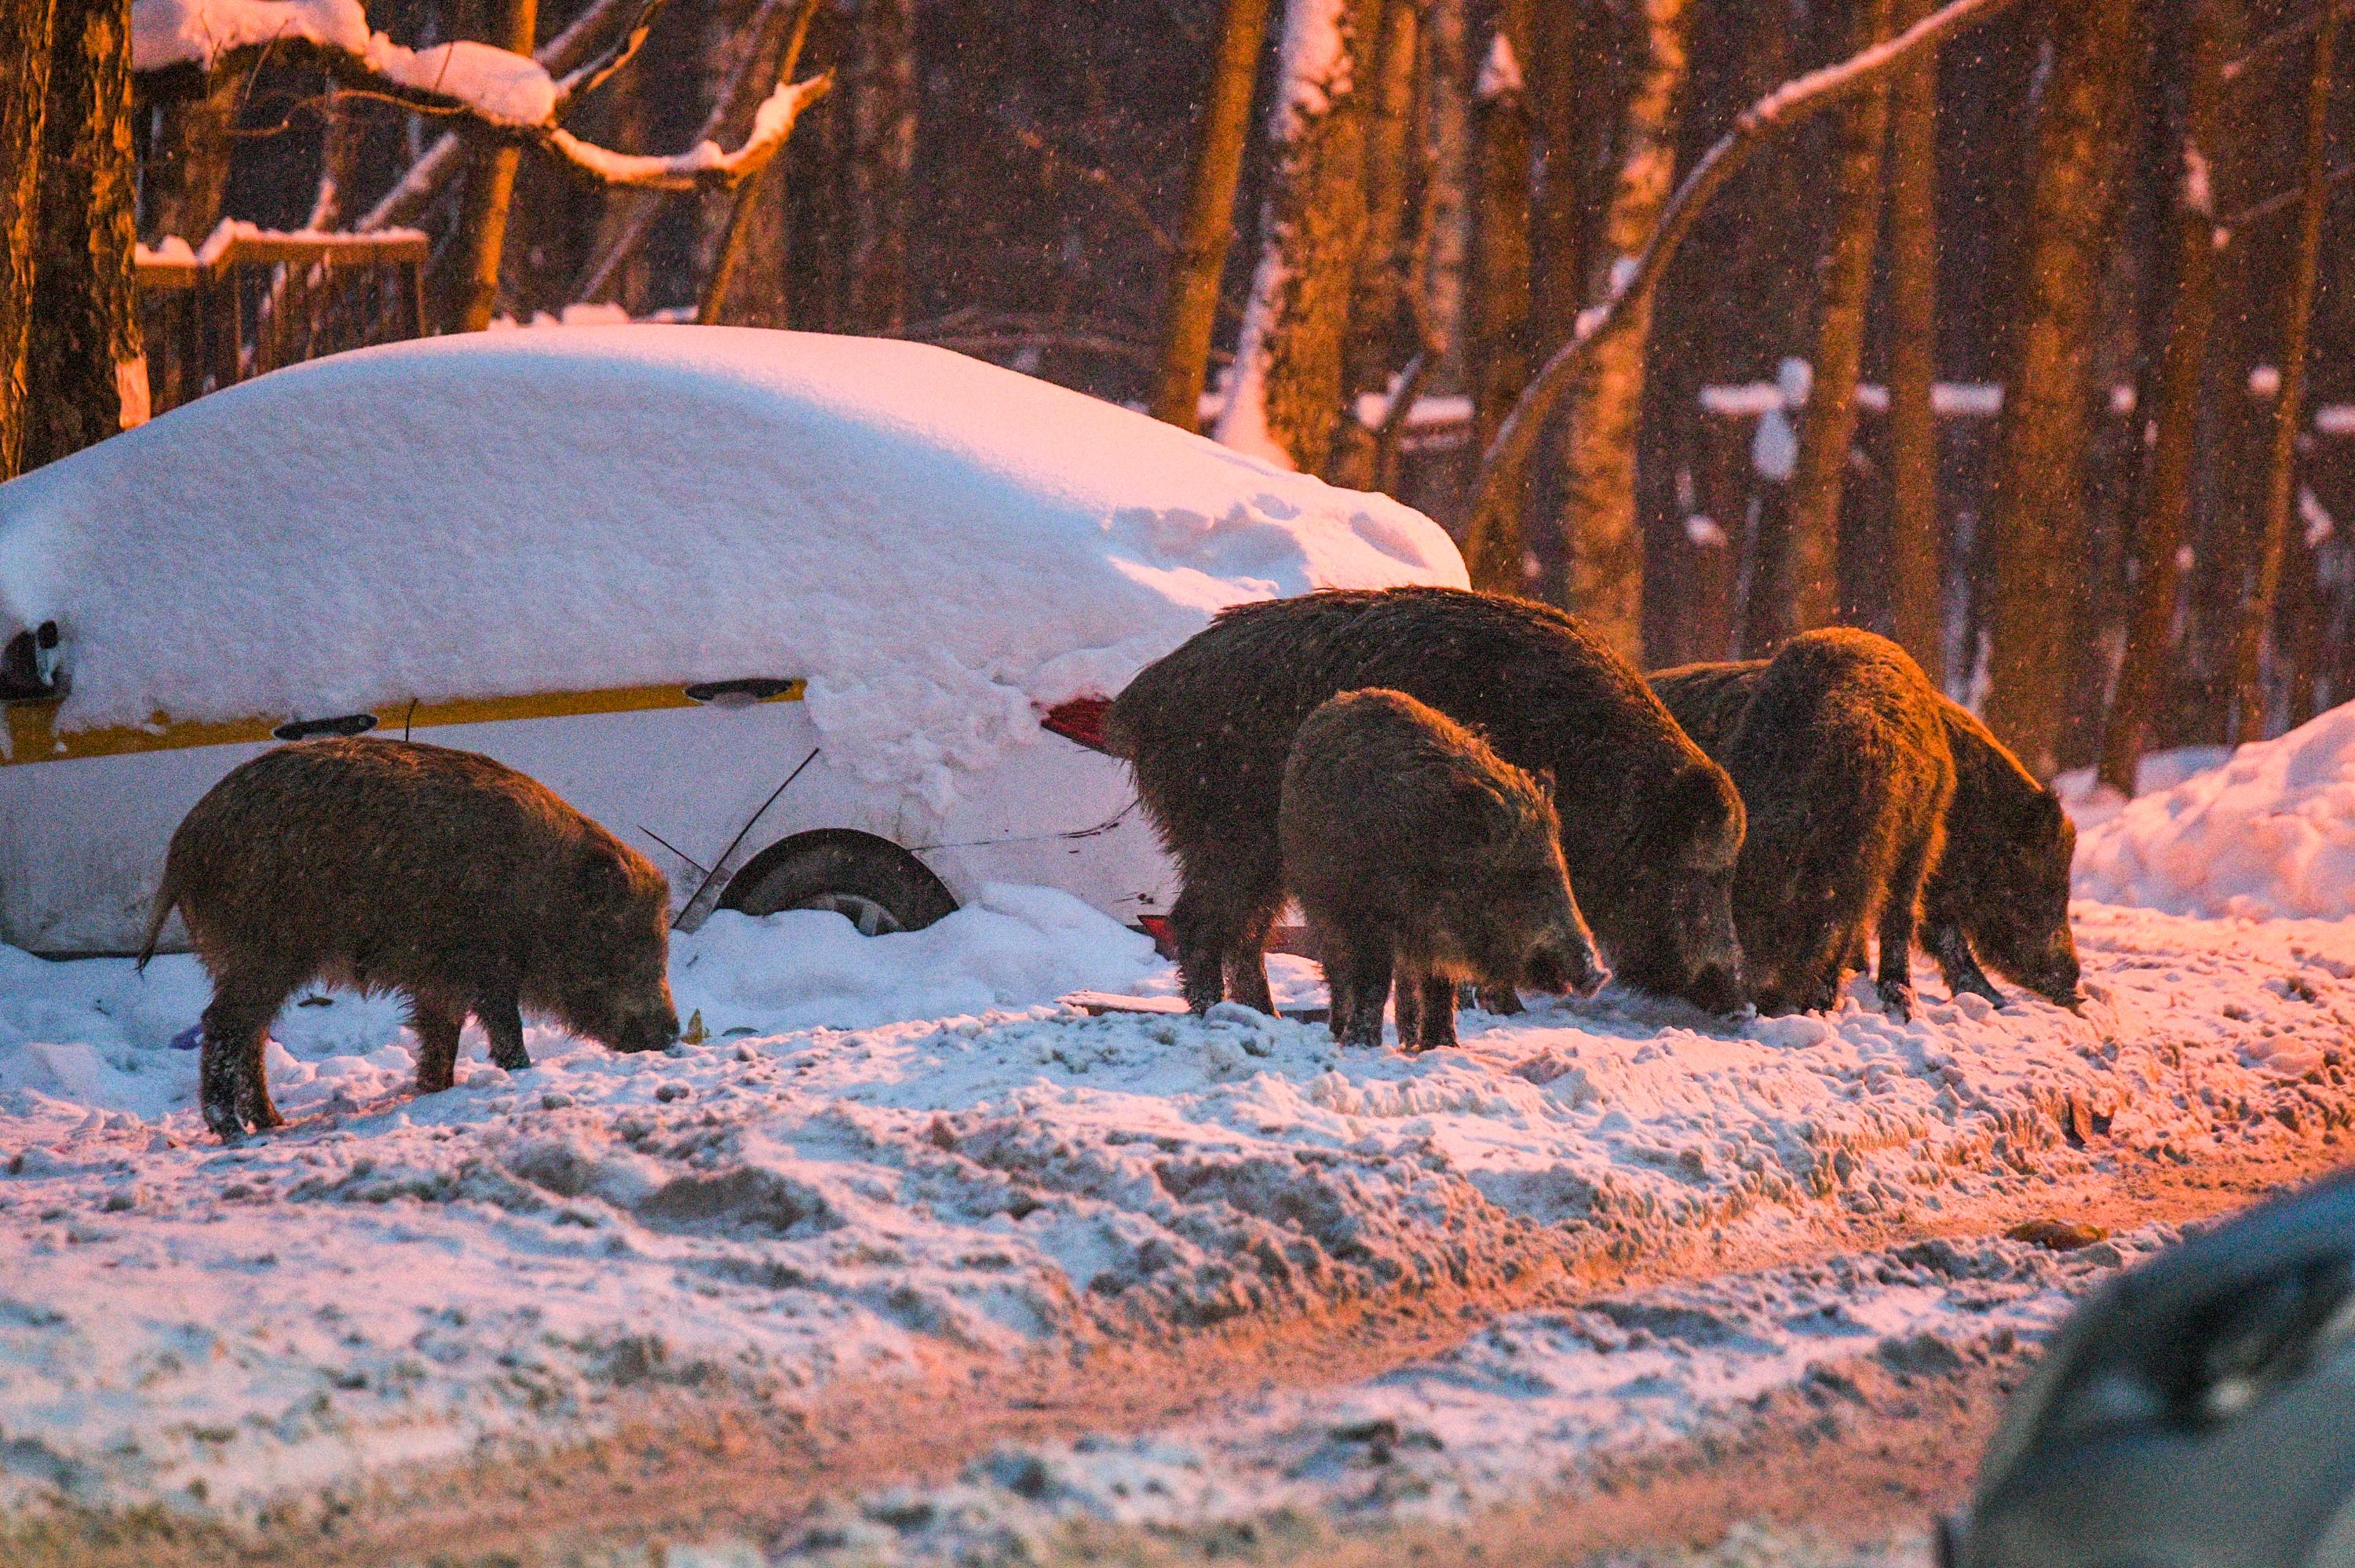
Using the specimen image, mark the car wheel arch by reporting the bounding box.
[717,828,958,935]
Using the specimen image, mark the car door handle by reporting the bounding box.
[272,712,380,742]
[684,678,804,706]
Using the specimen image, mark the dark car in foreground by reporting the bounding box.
[1947,1168,2355,1568]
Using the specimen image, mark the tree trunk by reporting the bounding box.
[1774,0,1896,647]
[1415,0,1472,395]
[24,0,143,472]
[1,0,58,480]
[1329,0,1422,487]
[1521,0,1605,361]
[845,0,915,334]
[1882,0,1944,687]
[1979,0,2144,779]
[1460,30,1533,589]
[1551,0,1692,662]
[1150,0,1276,429]
[446,0,540,331]
[2229,6,2337,746]
[1213,0,1386,471]
[140,68,238,244]
[2097,0,2236,795]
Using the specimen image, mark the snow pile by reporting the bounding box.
[2056,744,2232,830]
[0,328,1462,808]
[2074,702,2355,920]
[0,891,2350,1511]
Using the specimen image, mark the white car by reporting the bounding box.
[0,326,1464,955]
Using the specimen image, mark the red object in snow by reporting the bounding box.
[1040,695,1115,753]
[1136,913,1175,957]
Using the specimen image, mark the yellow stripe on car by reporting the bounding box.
[0,679,806,768]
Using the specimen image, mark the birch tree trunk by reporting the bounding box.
[1330,0,1422,487]
[845,0,915,334]
[24,0,144,472]
[1882,0,1944,687]
[1550,0,1692,662]
[1979,0,2144,779]
[447,0,539,331]
[2229,0,2338,746]
[1214,0,1386,472]
[1774,0,1896,647]
[1150,0,1275,429]
[1460,30,1533,589]
[2097,0,2236,793]
[1,0,57,480]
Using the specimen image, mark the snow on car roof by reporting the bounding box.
[0,326,1465,811]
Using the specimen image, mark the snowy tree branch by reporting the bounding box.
[353,0,669,232]
[1461,0,2029,540]
[542,72,832,191]
[131,0,829,205]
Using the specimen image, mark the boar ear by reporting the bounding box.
[576,848,630,900]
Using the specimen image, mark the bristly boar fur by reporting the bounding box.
[1107,588,1747,1016]
[1279,689,1604,1050]
[1923,702,2082,1007]
[1650,629,1954,1019]
[140,738,681,1142]
[1648,656,2081,1008]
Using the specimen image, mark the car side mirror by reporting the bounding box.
[0,622,60,702]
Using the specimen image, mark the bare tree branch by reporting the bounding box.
[574,0,817,302]
[1459,0,2030,543]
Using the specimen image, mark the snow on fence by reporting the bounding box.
[133,222,429,416]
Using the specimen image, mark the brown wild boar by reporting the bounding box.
[1648,658,2082,1008]
[1108,588,1746,1018]
[140,738,680,1142]
[1279,689,1604,1048]
[1652,629,1954,1019]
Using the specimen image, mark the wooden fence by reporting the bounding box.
[134,226,430,417]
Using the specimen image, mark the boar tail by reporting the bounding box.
[135,866,177,973]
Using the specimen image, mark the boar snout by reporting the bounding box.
[615,999,682,1054]
[1524,930,1607,999]
[1684,958,1747,1018]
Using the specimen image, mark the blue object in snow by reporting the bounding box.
[169,1024,203,1051]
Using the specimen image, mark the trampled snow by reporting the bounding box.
[1,883,2350,1515]
[2074,702,2355,919]
[0,328,1462,805]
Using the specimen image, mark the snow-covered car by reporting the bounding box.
[1944,1168,2355,1568]
[0,326,1464,955]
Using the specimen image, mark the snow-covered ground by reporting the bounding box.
[5,702,2355,1539]
[1,881,2350,1517]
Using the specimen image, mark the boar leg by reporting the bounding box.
[1346,944,1394,1049]
[477,987,531,1072]
[410,994,466,1094]
[1926,918,2005,1007]
[1412,975,1459,1052]
[200,980,289,1142]
[1392,964,1424,1045]
[1172,866,1278,1014]
[1875,838,1937,1022]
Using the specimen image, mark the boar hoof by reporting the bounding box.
[1876,979,1915,1022]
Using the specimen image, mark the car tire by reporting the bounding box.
[718,831,958,935]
